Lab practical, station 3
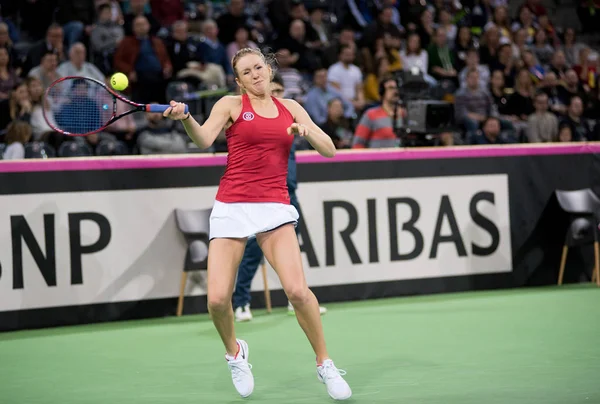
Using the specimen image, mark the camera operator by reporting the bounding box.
[352,74,405,148]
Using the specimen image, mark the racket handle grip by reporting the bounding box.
[147,104,189,114]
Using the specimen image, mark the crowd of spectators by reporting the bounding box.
[0,0,598,158]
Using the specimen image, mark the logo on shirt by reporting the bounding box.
[242,112,255,121]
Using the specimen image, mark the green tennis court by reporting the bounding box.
[1,285,598,404]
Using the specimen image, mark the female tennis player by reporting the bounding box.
[163,48,352,401]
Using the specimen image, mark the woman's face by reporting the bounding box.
[235,27,248,43]
[407,34,420,52]
[518,69,531,86]
[459,26,471,43]
[28,79,43,100]
[13,84,29,103]
[234,53,271,95]
[559,127,572,142]
[491,70,504,88]
[328,99,343,120]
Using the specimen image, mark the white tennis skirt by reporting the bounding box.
[209,200,299,240]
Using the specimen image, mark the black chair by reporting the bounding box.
[555,188,600,286]
[174,208,212,316]
[95,139,129,156]
[24,142,56,159]
[58,141,93,157]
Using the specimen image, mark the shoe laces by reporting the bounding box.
[320,360,347,381]
[228,359,252,383]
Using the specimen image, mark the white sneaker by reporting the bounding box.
[288,301,327,315]
[226,339,254,397]
[317,359,352,400]
[235,304,253,322]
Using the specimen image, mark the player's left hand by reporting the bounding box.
[287,123,309,137]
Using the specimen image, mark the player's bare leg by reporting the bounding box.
[207,237,254,397]
[257,224,352,400]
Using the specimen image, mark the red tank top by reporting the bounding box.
[216,94,295,204]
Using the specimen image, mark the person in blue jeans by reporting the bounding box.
[233,75,327,321]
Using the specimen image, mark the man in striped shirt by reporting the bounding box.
[352,75,404,148]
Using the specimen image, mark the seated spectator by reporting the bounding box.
[557,122,573,142]
[226,26,259,63]
[327,45,365,114]
[26,77,57,141]
[521,49,545,85]
[57,43,105,82]
[90,3,125,75]
[0,82,32,131]
[321,27,363,69]
[0,22,20,73]
[23,24,65,76]
[3,120,32,160]
[511,6,537,44]
[470,116,516,145]
[557,68,587,107]
[304,68,353,126]
[459,48,490,89]
[197,19,233,86]
[511,28,529,62]
[137,107,187,154]
[0,47,20,101]
[548,50,568,80]
[28,51,63,90]
[540,72,567,115]
[400,33,429,77]
[274,18,320,72]
[276,48,306,103]
[560,28,585,67]
[479,24,501,67]
[164,20,200,77]
[319,98,353,149]
[526,92,559,142]
[559,95,594,141]
[427,27,458,93]
[114,15,172,103]
[352,75,403,148]
[454,26,473,71]
[531,29,554,67]
[454,68,494,138]
[489,69,511,117]
[504,69,535,130]
[491,43,517,89]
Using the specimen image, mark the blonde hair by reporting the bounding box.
[231,48,278,93]
[5,120,32,145]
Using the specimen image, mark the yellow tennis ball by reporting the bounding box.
[110,72,128,91]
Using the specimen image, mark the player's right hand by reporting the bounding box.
[163,100,189,120]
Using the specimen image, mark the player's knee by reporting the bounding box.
[207,294,230,313]
[286,285,310,307]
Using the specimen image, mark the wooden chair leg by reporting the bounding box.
[177,272,188,317]
[594,242,600,287]
[558,245,569,285]
[261,262,272,313]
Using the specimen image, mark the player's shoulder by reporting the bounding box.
[219,94,243,106]
[278,97,301,111]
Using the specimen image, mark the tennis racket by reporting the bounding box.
[42,76,189,137]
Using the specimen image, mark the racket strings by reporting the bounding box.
[45,77,115,135]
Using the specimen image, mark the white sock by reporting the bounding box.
[225,341,241,361]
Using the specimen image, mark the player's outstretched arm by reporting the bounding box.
[283,99,336,158]
[163,96,233,150]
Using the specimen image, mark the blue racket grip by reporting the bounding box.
[146,104,189,114]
